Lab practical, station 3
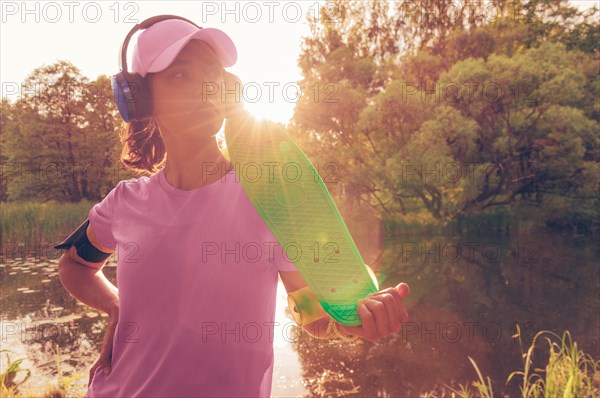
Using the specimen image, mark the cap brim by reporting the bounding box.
[145,28,237,76]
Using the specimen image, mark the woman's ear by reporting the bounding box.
[222,70,244,118]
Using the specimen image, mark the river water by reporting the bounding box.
[1,225,598,397]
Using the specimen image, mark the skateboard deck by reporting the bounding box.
[224,109,379,326]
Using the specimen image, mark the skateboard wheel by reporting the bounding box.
[287,285,328,327]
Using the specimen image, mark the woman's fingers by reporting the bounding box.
[349,283,412,341]
[356,301,377,340]
[396,282,410,298]
[88,367,94,387]
[88,320,118,387]
[100,325,116,371]
[359,282,410,338]
[395,283,410,323]
[360,297,391,337]
[88,363,101,387]
[370,288,403,325]
[369,293,401,334]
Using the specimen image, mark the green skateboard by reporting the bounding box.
[224,109,379,326]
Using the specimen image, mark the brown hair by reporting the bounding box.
[118,117,166,176]
[117,70,242,176]
[118,73,166,176]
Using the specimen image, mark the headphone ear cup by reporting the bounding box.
[111,72,152,122]
[222,71,244,118]
[111,73,131,122]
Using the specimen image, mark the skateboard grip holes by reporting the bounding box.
[352,278,358,284]
[313,258,319,263]
[330,287,336,293]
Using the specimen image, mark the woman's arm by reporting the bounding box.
[57,223,120,317]
[58,249,120,317]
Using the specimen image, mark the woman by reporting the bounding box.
[56,16,410,397]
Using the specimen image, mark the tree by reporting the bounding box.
[80,75,125,200]
[493,0,599,53]
[0,99,13,201]
[359,41,598,219]
[293,0,599,224]
[2,61,123,202]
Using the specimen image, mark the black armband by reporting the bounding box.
[53,218,112,263]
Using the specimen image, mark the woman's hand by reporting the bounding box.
[338,282,410,341]
[88,310,119,387]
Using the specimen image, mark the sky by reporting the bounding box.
[1,1,597,125]
[0,0,325,124]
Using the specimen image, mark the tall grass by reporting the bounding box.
[382,196,599,238]
[2,199,592,257]
[506,326,599,398]
[426,326,600,398]
[382,205,535,238]
[1,201,94,256]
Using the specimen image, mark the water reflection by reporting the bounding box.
[0,257,309,396]
[289,227,599,397]
[1,225,598,397]
[1,260,99,394]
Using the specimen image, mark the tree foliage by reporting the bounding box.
[292,0,599,229]
[1,61,126,202]
[2,1,598,233]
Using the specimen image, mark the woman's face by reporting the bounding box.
[148,40,226,139]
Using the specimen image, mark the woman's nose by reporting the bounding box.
[196,80,221,108]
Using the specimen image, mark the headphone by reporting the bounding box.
[111,15,241,122]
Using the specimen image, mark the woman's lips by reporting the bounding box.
[190,107,221,122]
[193,105,217,115]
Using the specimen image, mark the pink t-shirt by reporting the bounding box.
[85,167,296,398]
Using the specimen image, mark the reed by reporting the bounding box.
[433,326,600,398]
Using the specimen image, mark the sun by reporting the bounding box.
[216,100,293,154]
[221,72,296,125]
[216,77,297,157]
[242,96,295,126]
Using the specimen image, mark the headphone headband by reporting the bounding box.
[111,14,240,122]
[117,15,202,74]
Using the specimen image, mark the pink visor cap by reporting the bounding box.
[131,19,237,78]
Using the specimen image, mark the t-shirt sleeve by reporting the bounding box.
[258,217,298,272]
[88,180,124,251]
[272,241,298,272]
